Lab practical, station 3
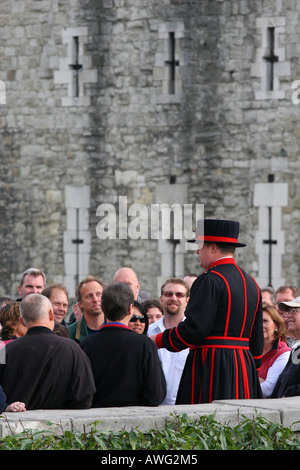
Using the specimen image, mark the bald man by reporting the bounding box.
[113,267,140,300]
[0,294,95,410]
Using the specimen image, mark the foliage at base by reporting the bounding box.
[0,413,299,450]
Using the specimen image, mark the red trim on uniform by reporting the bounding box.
[157,323,193,352]
[168,329,181,352]
[174,327,194,349]
[253,354,263,360]
[209,348,216,403]
[155,332,164,348]
[206,336,249,342]
[211,271,231,336]
[197,235,238,243]
[101,323,131,330]
[191,351,197,404]
[198,349,208,404]
[239,349,250,399]
[253,353,263,371]
[190,337,250,350]
[234,350,239,398]
[206,257,236,271]
[249,278,261,335]
[234,264,247,337]
[191,344,249,350]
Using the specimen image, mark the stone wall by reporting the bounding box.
[0,0,299,300]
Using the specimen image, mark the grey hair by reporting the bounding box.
[19,268,46,286]
[20,293,52,324]
[261,286,276,305]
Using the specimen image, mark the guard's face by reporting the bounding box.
[196,242,213,269]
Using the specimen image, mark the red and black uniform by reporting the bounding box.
[156,258,263,404]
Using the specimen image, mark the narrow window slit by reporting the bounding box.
[264,27,278,91]
[164,32,179,94]
[70,36,83,97]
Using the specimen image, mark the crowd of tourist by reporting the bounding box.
[1,218,300,412]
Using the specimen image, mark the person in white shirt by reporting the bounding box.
[148,277,190,405]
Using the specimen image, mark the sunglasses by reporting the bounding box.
[286,307,300,315]
[129,315,146,323]
[163,291,186,298]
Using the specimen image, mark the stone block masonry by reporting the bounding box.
[0,0,300,298]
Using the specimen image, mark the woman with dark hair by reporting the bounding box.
[128,301,148,335]
[259,302,291,397]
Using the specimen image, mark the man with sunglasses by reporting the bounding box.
[148,278,190,404]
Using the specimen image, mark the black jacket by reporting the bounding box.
[80,323,166,407]
[272,346,300,398]
[0,326,95,409]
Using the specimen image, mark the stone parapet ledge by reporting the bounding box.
[1,397,300,437]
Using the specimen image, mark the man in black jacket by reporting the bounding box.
[80,282,166,407]
[0,293,95,409]
[272,296,300,397]
[271,345,300,398]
